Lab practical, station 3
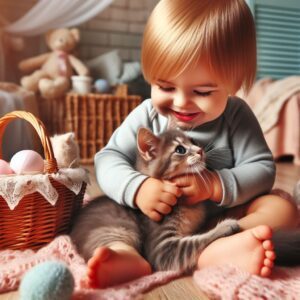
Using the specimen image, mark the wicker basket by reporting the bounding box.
[65,85,141,164]
[0,111,86,250]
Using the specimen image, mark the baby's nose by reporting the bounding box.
[173,93,189,107]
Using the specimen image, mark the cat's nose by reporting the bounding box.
[197,148,204,157]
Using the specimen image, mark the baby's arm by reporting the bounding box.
[95,101,151,208]
[135,177,181,221]
[95,99,181,218]
[216,99,276,207]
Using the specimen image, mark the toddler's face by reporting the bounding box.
[151,61,229,129]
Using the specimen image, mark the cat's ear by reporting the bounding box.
[137,128,160,161]
[65,132,75,141]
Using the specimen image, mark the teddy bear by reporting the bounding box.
[18,28,89,99]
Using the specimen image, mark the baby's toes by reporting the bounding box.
[264,258,274,268]
[261,266,272,277]
[262,239,274,250]
[266,250,276,261]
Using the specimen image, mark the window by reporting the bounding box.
[246,0,300,79]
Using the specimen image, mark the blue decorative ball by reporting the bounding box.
[94,79,110,93]
[19,261,74,300]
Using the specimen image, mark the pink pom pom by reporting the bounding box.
[0,159,15,175]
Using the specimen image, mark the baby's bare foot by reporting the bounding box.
[197,225,276,277]
[86,246,152,289]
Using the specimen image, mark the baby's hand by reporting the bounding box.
[171,170,218,205]
[134,177,182,221]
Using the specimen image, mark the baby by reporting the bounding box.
[87,0,299,288]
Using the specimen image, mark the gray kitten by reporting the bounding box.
[71,128,240,273]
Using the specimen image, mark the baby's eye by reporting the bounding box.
[194,90,212,97]
[175,145,187,155]
[158,85,175,92]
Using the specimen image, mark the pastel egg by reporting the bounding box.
[19,261,74,300]
[0,159,14,175]
[10,150,44,174]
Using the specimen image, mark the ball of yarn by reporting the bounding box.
[10,150,44,174]
[94,78,110,93]
[0,159,14,175]
[19,261,74,300]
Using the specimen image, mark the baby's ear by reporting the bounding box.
[137,128,160,161]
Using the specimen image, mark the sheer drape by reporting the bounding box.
[5,0,113,36]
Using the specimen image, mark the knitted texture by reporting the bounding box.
[194,264,300,300]
[0,235,87,293]
[0,235,180,299]
[0,204,299,299]
[19,261,74,300]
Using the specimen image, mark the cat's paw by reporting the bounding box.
[214,218,240,237]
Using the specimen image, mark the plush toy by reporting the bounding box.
[19,261,74,300]
[18,28,89,99]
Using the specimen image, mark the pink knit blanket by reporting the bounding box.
[194,265,300,300]
[0,235,180,299]
[1,234,300,300]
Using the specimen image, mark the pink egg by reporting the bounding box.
[0,159,15,175]
[10,150,44,175]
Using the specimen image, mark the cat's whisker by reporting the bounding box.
[203,141,216,152]
[205,148,231,157]
[205,148,232,168]
[196,170,213,195]
[188,164,210,194]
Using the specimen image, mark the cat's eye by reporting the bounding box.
[175,145,186,155]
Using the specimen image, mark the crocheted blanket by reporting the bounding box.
[0,235,180,299]
[1,234,300,300]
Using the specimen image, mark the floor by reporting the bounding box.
[1,161,299,300]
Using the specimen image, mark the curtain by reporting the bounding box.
[5,0,113,36]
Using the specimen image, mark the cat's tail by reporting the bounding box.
[273,229,300,266]
[147,218,240,273]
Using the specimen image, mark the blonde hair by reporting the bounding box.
[141,0,256,93]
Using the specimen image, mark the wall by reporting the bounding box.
[0,0,40,82]
[0,0,36,23]
[80,0,158,62]
[0,0,159,65]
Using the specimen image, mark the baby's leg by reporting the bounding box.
[70,197,152,288]
[87,242,152,289]
[198,193,298,276]
[238,193,298,231]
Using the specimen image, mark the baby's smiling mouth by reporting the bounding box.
[173,111,201,122]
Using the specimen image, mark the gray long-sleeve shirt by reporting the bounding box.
[95,97,276,208]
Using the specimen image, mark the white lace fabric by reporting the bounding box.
[0,168,89,210]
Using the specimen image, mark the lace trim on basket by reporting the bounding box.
[0,168,89,210]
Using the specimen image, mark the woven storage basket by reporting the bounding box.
[37,94,65,135]
[0,111,86,250]
[65,84,141,164]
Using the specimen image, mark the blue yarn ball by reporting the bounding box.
[94,79,110,93]
[19,261,74,300]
